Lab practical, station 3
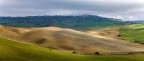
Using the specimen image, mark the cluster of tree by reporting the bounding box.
[0,15,132,30]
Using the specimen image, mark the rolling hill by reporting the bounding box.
[1,26,144,55]
[1,38,144,61]
[119,24,144,43]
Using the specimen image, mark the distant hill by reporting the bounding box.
[0,15,130,30]
[133,21,144,24]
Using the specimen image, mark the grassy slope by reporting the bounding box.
[119,24,144,42]
[1,38,144,61]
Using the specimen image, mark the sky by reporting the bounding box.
[0,0,144,21]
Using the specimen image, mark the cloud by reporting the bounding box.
[0,0,144,20]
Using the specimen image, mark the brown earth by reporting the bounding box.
[0,26,144,55]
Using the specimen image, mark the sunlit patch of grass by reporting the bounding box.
[119,24,144,42]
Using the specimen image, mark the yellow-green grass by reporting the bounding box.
[124,24,144,29]
[1,38,144,61]
[119,24,144,42]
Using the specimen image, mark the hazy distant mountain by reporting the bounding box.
[132,20,144,24]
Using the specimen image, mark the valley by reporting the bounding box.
[0,16,144,61]
[1,0,144,61]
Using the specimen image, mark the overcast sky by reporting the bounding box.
[0,0,144,21]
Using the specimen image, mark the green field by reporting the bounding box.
[119,24,144,42]
[1,38,144,61]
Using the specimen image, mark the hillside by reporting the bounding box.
[0,15,129,30]
[1,26,144,55]
[2,37,144,61]
[119,24,144,43]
